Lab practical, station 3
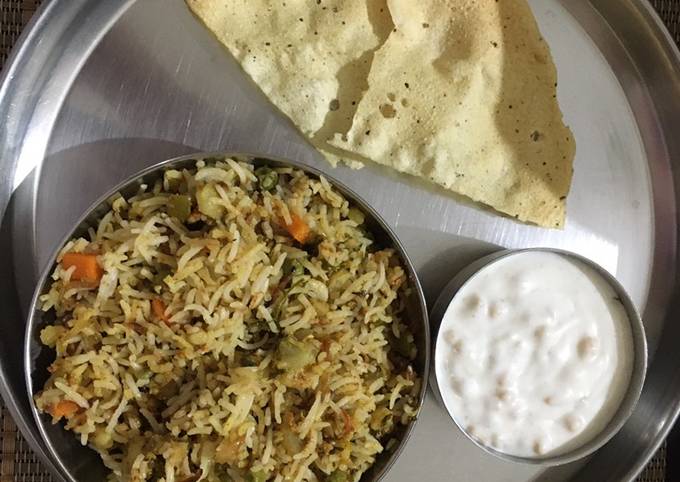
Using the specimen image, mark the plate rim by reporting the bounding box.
[1,0,679,480]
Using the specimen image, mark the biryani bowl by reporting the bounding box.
[24,153,430,482]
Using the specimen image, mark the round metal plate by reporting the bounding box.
[1,0,679,481]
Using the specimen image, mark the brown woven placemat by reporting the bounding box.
[0,0,678,481]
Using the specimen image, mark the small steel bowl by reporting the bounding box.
[430,248,647,466]
[24,152,430,482]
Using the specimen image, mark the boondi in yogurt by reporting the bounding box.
[436,251,634,458]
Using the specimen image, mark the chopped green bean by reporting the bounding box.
[167,194,192,222]
[255,167,279,191]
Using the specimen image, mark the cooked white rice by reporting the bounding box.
[35,158,420,482]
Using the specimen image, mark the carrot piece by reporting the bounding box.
[61,252,103,283]
[51,400,79,419]
[340,409,354,437]
[152,298,170,323]
[285,214,310,244]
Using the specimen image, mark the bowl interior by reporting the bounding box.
[25,152,431,482]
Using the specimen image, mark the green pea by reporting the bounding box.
[247,470,268,482]
[276,337,318,371]
[139,369,153,383]
[255,167,279,191]
[327,470,349,482]
[283,258,305,277]
[347,207,365,225]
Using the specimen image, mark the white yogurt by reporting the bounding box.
[436,251,634,458]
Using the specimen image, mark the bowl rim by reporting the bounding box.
[429,247,648,466]
[23,151,431,482]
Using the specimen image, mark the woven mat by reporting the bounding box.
[0,0,679,481]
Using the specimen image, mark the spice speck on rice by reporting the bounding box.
[35,159,420,482]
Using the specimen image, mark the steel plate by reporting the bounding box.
[1,0,679,481]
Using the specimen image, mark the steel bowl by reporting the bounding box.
[24,152,430,482]
[429,248,647,466]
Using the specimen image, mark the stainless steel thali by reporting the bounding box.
[1,0,679,481]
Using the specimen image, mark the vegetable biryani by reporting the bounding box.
[34,158,421,482]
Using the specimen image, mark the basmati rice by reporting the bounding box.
[35,159,420,482]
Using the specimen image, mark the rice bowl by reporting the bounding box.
[25,154,429,482]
